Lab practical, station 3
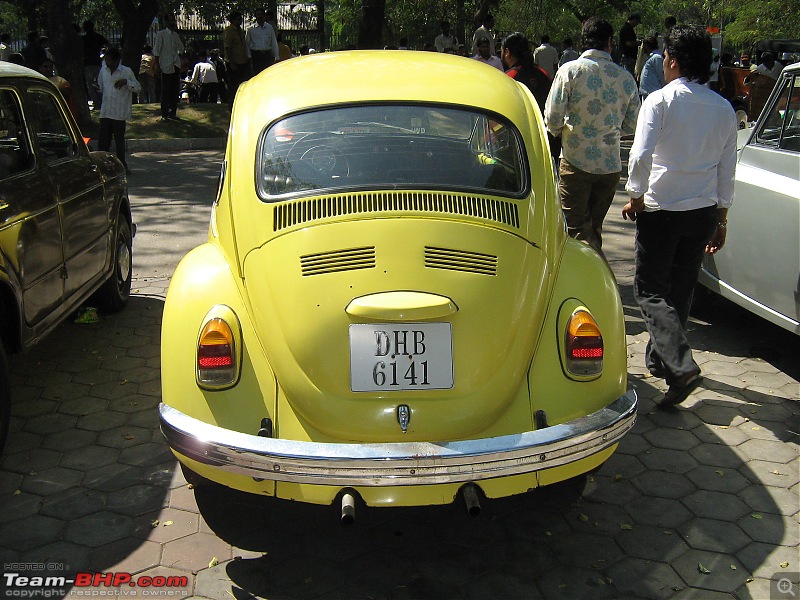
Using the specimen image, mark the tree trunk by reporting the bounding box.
[112,0,160,75]
[357,0,385,49]
[43,0,91,129]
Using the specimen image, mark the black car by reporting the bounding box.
[0,63,134,450]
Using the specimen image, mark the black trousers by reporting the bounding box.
[98,118,127,167]
[161,72,180,118]
[633,206,718,385]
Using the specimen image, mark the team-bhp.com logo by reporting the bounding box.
[3,570,189,597]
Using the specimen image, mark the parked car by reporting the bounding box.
[698,62,800,335]
[159,51,637,517]
[0,63,135,450]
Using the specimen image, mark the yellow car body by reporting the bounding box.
[160,51,636,508]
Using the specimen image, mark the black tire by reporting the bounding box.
[95,216,132,313]
[0,341,10,454]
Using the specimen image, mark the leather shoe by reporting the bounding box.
[657,372,702,408]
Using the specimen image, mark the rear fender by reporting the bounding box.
[162,242,278,437]
[528,239,627,426]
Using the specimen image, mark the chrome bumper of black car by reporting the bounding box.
[159,390,637,487]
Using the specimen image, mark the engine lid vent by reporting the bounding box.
[300,246,376,276]
[273,191,520,231]
[425,246,498,276]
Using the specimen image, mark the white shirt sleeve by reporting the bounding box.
[625,96,663,198]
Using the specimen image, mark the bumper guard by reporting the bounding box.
[159,390,637,487]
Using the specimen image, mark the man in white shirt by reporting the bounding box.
[558,38,579,67]
[472,38,503,71]
[97,46,141,173]
[186,49,219,102]
[622,26,737,408]
[471,13,495,56]
[755,52,783,79]
[153,12,184,121]
[434,21,458,54]
[533,35,559,79]
[246,8,279,74]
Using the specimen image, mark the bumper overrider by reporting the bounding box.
[159,390,637,487]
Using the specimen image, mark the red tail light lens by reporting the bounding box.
[197,318,237,388]
[565,310,603,376]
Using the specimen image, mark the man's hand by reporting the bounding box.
[622,196,644,221]
[114,79,126,89]
[706,224,727,254]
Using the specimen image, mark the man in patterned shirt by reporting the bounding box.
[545,17,640,254]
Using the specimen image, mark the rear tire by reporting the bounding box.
[95,216,132,313]
[0,341,10,454]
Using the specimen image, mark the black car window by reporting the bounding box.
[257,104,527,200]
[27,89,76,162]
[0,89,33,180]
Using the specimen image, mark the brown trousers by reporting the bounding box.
[558,158,621,254]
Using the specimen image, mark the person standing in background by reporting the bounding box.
[471,13,495,56]
[619,14,641,74]
[97,46,141,173]
[153,13,184,121]
[472,37,503,71]
[138,45,158,104]
[559,38,580,67]
[82,20,109,111]
[223,11,251,101]
[533,35,559,79]
[638,37,665,99]
[246,7,279,75]
[435,21,458,54]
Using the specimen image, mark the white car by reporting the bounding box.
[698,62,800,335]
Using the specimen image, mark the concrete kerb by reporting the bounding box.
[126,138,226,152]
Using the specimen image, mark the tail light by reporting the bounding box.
[197,306,241,389]
[565,309,603,377]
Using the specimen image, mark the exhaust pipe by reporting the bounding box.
[462,484,481,517]
[341,492,356,525]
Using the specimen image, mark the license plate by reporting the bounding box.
[349,323,454,392]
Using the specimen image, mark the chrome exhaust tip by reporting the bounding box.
[462,483,481,517]
[341,492,356,525]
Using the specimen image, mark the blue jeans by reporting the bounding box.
[633,206,718,385]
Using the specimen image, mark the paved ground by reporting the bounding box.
[0,149,797,600]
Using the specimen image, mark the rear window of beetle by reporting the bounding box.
[257,104,527,199]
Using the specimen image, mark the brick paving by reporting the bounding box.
[0,149,797,600]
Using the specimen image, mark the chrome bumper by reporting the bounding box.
[159,390,637,487]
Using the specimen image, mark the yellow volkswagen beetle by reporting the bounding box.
[160,51,636,517]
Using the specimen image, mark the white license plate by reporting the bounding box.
[349,323,454,392]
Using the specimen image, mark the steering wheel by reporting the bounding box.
[287,133,350,180]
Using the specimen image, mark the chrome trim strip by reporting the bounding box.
[159,390,637,486]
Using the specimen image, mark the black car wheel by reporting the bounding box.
[95,216,133,313]
[0,341,10,454]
